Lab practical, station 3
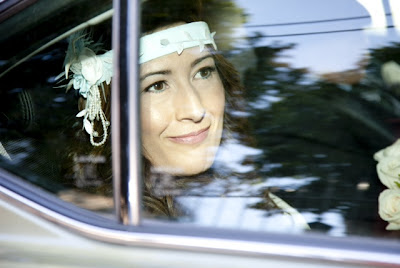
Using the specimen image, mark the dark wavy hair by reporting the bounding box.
[140,1,247,218]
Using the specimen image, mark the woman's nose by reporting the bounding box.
[174,83,205,123]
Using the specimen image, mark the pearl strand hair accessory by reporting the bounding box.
[60,31,113,147]
[139,21,217,64]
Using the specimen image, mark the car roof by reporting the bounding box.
[0,0,112,75]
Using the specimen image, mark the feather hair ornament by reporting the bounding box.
[59,31,113,146]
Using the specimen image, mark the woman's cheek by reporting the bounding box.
[212,86,225,118]
[140,98,151,133]
[141,100,167,136]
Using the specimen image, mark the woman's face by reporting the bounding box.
[140,47,225,176]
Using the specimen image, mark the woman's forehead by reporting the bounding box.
[140,47,214,73]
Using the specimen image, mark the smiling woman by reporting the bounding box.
[138,19,243,217]
[137,1,309,224]
[140,23,225,176]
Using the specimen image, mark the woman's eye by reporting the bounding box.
[194,67,216,79]
[144,81,168,93]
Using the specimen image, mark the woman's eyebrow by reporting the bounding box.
[191,54,214,68]
[140,70,171,81]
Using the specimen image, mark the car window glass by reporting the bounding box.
[0,0,114,216]
[139,0,400,239]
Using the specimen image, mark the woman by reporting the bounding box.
[62,8,309,229]
[139,19,308,228]
[138,0,245,179]
[139,21,246,216]
[140,22,225,176]
[62,19,243,214]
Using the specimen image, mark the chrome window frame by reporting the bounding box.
[112,0,142,226]
[0,0,399,266]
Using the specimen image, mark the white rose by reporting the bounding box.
[378,189,400,230]
[376,156,400,189]
[79,48,103,86]
[374,139,400,162]
[381,61,400,86]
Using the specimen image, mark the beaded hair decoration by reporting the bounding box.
[61,22,216,146]
[59,32,113,147]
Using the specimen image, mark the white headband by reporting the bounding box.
[139,21,217,64]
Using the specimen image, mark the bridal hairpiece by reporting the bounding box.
[61,22,216,146]
[59,31,113,147]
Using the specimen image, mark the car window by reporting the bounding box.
[2,0,399,244]
[138,0,400,239]
[0,0,114,215]
[0,1,399,267]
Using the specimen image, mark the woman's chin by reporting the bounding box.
[149,145,220,176]
[177,164,211,176]
[153,157,214,176]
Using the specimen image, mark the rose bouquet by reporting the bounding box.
[374,139,400,230]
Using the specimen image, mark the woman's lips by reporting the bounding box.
[168,127,209,144]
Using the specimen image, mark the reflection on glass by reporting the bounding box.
[140,0,400,239]
[0,8,113,216]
